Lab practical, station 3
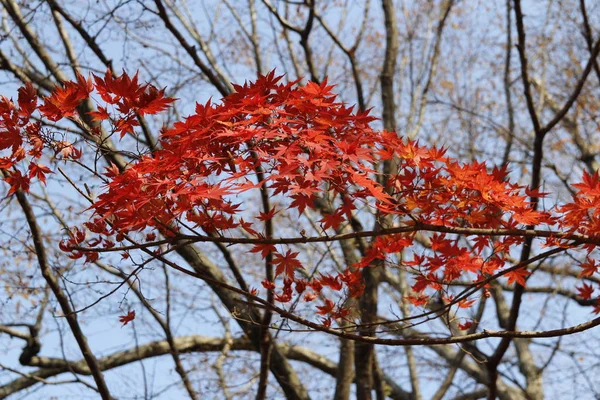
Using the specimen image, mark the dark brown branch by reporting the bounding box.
[0,334,409,400]
[579,0,600,83]
[153,0,232,97]
[9,180,112,399]
[513,0,541,134]
[74,222,600,252]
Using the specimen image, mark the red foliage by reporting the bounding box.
[3,69,600,326]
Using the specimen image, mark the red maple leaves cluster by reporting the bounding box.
[2,70,600,323]
[0,71,173,196]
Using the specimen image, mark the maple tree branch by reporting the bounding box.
[494,3,600,394]
[49,9,80,75]
[461,280,597,306]
[44,0,156,150]
[530,77,597,172]
[152,0,232,97]
[488,283,543,398]
[380,0,399,134]
[146,245,312,399]
[145,239,583,348]
[98,261,200,400]
[430,297,487,400]
[314,5,368,111]
[222,0,264,75]
[58,136,311,399]
[502,0,516,165]
[36,190,199,400]
[0,333,411,400]
[513,0,541,134]
[161,0,233,92]
[1,0,128,170]
[299,0,319,83]
[256,162,274,400]
[262,0,319,82]
[73,222,598,252]
[406,0,455,140]
[491,2,560,395]
[0,0,69,83]
[579,0,600,83]
[44,0,113,68]
[384,320,523,400]
[260,0,303,34]
[311,199,364,399]
[537,37,600,138]
[7,179,113,400]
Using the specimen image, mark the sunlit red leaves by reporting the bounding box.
[406,293,429,307]
[303,292,318,302]
[294,279,307,294]
[319,210,345,230]
[559,171,600,241]
[274,279,293,302]
[0,98,23,153]
[572,170,600,195]
[94,70,144,104]
[59,227,89,260]
[39,73,93,121]
[114,115,139,138]
[89,106,110,122]
[137,86,176,115]
[56,142,82,160]
[412,275,432,293]
[289,193,317,215]
[457,298,476,309]
[93,70,175,117]
[13,68,600,324]
[257,207,278,222]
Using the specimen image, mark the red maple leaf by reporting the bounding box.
[272,249,303,278]
[137,86,176,115]
[5,170,30,195]
[316,299,335,315]
[579,259,598,278]
[458,321,473,331]
[119,310,136,326]
[28,163,52,185]
[320,211,345,230]
[577,283,595,300]
[88,106,110,122]
[250,243,276,259]
[505,267,530,286]
[319,274,343,291]
[17,81,37,117]
[257,207,278,222]
[39,73,93,121]
[261,279,276,290]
